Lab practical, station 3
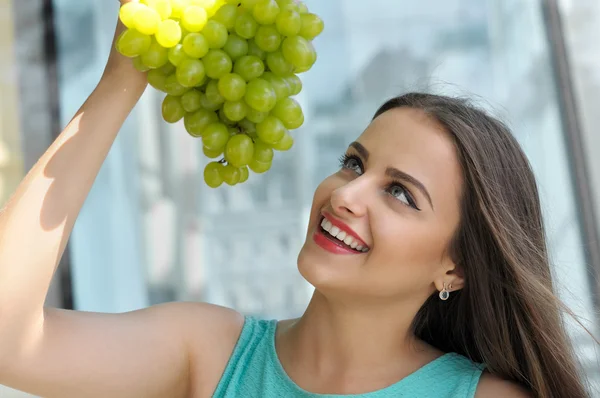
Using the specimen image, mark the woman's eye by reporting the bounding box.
[388,184,413,207]
[341,156,363,174]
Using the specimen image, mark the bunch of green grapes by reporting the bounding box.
[115,0,324,188]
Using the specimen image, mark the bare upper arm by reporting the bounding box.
[475,371,533,398]
[0,302,244,398]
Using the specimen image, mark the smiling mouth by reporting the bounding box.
[319,217,370,253]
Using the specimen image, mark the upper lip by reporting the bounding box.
[321,211,370,249]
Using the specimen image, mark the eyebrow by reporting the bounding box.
[349,141,434,210]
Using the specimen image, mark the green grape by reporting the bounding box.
[218,108,237,126]
[233,55,265,81]
[176,59,206,87]
[171,0,191,18]
[253,139,274,162]
[262,72,291,99]
[183,33,209,58]
[119,2,145,29]
[134,7,161,35]
[275,0,298,11]
[218,73,247,101]
[296,1,308,13]
[223,100,248,121]
[223,34,249,61]
[299,13,324,40]
[239,118,257,134]
[245,107,268,123]
[281,36,315,68]
[116,29,152,58]
[212,4,238,30]
[168,44,190,67]
[204,162,225,188]
[199,92,222,111]
[160,62,176,75]
[162,95,186,123]
[148,69,168,91]
[247,39,266,60]
[203,146,223,159]
[184,108,219,136]
[132,57,151,72]
[249,158,272,173]
[181,89,203,112]
[241,0,261,10]
[141,38,169,69]
[244,78,277,112]
[271,131,293,151]
[256,115,285,144]
[275,9,301,36]
[202,123,230,150]
[225,134,254,167]
[266,51,294,76]
[254,25,281,52]
[293,64,311,74]
[284,74,302,95]
[221,164,241,185]
[239,166,250,183]
[272,97,303,129]
[156,19,182,48]
[196,75,209,89]
[205,79,226,105]
[165,74,190,96]
[181,5,208,32]
[253,0,280,25]
[235,12,259,39]
[203,49,233,79]
[203,20,228,49]
[149,0,172,19]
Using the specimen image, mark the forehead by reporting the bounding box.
[356,107,463,207]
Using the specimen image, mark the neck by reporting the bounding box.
[279,290,434,377]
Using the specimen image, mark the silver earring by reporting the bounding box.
[439,283,450,301]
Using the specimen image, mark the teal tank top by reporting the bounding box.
[213,316,487,397]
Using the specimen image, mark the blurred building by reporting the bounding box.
[1,0,599,396]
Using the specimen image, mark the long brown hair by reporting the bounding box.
[374,93,597,398]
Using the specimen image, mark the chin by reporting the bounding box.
[296,237,363,295]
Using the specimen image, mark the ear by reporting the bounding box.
[434,260,465,293]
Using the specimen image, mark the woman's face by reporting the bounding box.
[297,107,465,301]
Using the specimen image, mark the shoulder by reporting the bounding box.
[150,301,245,341]
[474,370,533,398]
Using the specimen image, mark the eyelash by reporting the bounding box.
[337,154,420,210]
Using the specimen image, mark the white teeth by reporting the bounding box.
[320,217,369,253]
[321,218,333,232]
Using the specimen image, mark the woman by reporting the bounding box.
[0,2,594,397]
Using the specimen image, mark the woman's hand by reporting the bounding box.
[100,0,148,91]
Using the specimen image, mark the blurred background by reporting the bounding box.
[1,0,600,396]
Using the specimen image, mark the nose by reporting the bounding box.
[330,178,368,218]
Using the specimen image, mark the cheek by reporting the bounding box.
[370,216,447,274]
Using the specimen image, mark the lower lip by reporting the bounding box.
[313,228,363,255]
